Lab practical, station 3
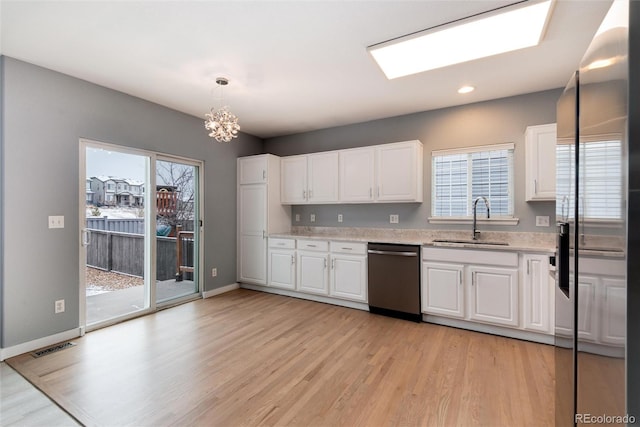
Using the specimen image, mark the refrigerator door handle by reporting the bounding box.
[557,222,570,298]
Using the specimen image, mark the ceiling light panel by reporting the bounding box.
[368,0,554,79]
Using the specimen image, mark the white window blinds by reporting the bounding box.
[432,144,514,217]
[556,139,623,220]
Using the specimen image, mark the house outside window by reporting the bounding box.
[431,143,514,219]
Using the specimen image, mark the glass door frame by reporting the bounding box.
[155,153,204,308]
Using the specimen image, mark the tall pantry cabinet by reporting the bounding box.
[237,154,291,285]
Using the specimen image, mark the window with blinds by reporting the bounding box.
[556,139,622,220]
[432,143,514,218]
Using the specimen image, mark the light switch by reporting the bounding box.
[310,214,316,222]
[48,215,64,229]
[536,216,550,227]
[390,214,399,224]
[337,214,343,223]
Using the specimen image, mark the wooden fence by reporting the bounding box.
[86,230,194,281]
[86,217,194,235]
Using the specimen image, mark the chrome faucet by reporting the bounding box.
[472,196,491,240]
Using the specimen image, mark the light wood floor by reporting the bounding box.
[7,289,555,426]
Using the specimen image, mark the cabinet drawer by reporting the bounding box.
[297,239,329,251]
[269,238,295,249]
[422,247,517,267]
[330,241,367,255]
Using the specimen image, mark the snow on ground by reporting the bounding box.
[86,206,144,219]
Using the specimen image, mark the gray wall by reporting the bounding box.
[0,57,263,348]
[0,57,4,347]
[264,89,561,234]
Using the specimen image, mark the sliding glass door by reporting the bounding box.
[82,143,153,327]
[155,158,200,305]
[80,140,202,330]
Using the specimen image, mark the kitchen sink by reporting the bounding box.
[432,239,509,246]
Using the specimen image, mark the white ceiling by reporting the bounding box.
[0,1,613,139]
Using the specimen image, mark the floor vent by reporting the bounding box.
[31,342,76,358]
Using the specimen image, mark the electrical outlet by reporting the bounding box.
[536,216,550,227]
[390,214,399,224]
[48,215,64,229]
[211,268,218,277]
[310,214,316,222]
[295,214,300,222]
[337,214,343,223]
[55,299,65,314]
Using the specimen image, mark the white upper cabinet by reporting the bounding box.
[284,140,423,205]
[525,123,557,201]
[281,155,308,204]
[281,153,339,204]
[308,152,339,203]
[339,147,375,202]
[239,155,268,185]
[376,141,423,202]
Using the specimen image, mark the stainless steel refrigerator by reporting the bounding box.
[555,0,638,424]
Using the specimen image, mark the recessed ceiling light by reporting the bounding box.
[458,85,475,94]
[368,0,554,79]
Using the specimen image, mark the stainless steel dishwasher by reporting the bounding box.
[367,242,421,322]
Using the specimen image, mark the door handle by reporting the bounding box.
[81,229,91,246]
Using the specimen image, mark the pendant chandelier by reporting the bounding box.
[204,77,240,143]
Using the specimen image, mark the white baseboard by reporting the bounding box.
[0,328,82,361]
[202,283,240,299]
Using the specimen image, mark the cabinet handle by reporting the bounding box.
[331,259,335,269]
[369,188,373,198]
[458,270,462,285]
[303,190,307,199]
[377,186,380,198]
[291,255,295,265]
[341,247,352,251]
[307,244,317,248]
[324,258,327,269]
[527,260,530,275]
[263,170,266,180]
[262,230,266,239]
[534,179,538,194]
[472,272,475,286]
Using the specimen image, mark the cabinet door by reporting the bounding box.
[577,276,597,341]
[421,262,465,318]
[468,266,519,327]
[376,141,422,202]
[268,249,296,290]
[525,123,557,201]
[522,254,551,333]
[308,152,339,203]
[339,148,375,202]
[238,155,268,185]
[239,234,267,284]
[281,155,308,204]
[238,185,267,284]
[297,251,329,295]
[330,254,367,302]
[600,278,625,346]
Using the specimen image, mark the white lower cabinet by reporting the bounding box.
[422,262,465,318]
[468,266,519,327]
[329,241,367,302]
[600,278,626,346]
[576,276,598,342]
[268,238,296,290]
[296,240,330,295]
[522,254,552,333]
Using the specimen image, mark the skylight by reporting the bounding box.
[368,0,554,79]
